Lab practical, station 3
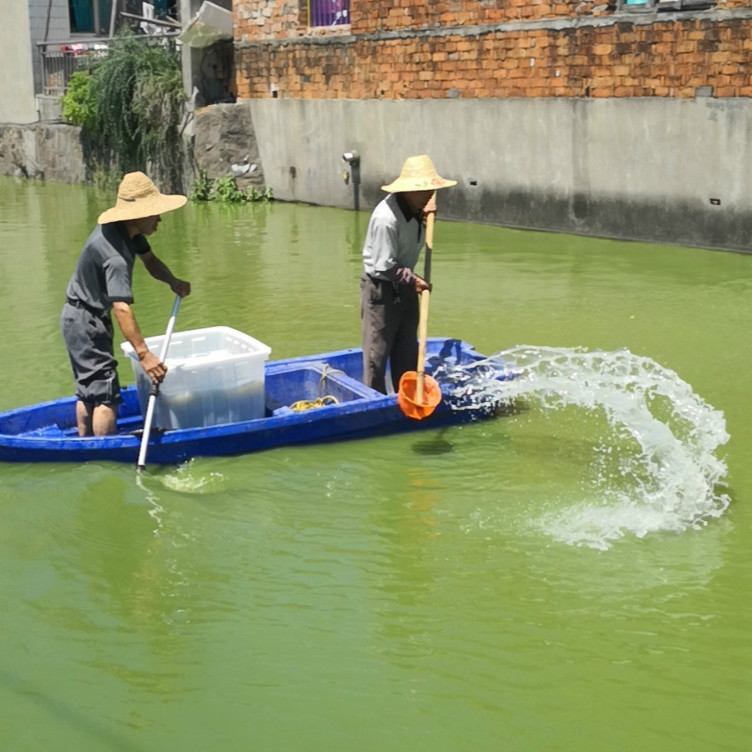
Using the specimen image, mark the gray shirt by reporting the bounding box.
[65,222,150,314]
[362,193,425,284]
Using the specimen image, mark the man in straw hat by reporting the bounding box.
[361,154,456,393]
[60,171,191,436]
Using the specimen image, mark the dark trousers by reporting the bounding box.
[60,301,121,406]
[360,274,419,394]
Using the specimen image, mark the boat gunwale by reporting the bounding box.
[0,337,489,462]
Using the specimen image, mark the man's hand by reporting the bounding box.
[170,278,191,297]
[414,275,431,294]
[139,351,168,385]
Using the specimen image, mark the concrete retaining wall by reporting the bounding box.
[0,123,85,182]
[2,95,751,253]
[247,96,752,252]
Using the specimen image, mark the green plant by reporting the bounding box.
[63,30,186,191]
[190,172,274,203]
[190,170,213,201]
[61,72,96,129]
[213,175,247,202]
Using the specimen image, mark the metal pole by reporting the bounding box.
[137,295,181,471]
[352,159,360,212]
[93,0,101,35]
[109,0,118,37]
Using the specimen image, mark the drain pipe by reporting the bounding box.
[342,151,360,211]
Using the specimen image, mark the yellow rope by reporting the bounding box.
[289,364,342,412]
[290,395,339,412]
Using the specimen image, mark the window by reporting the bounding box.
[69,1,179,35]
[307,0,349,27]
[69,0,112,33]
[616,0,714,9]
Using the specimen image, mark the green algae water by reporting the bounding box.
[1,176,751,751]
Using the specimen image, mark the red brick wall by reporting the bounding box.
[233,2,752,99]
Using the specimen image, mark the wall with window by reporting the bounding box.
[230,1,752,251]
[235,0,350,40]
[233,1,752,100]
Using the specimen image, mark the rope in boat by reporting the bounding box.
[290,395,339,411]
[289,364,343,412]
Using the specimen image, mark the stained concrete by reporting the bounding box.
[246,96,752,253]
[2,96,752,253]
[0,123,84,182]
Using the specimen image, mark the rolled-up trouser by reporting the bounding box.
[60,301,122,407]
[360,273,420,394]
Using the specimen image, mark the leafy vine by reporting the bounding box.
[61,31,186,192]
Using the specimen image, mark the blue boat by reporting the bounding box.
[0,338,510,465]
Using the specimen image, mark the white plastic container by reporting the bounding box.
[121,326,272,430]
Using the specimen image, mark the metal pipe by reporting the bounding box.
[342,151,360,212]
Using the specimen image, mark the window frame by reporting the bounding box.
[305,0,350,29]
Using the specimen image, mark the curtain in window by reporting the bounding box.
[309,0,349,27]
[69,0,114,33]
[70,0,94,32]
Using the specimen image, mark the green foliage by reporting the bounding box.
[61,72,96,130]
[190,171,274,203]
[62,31,186,191]
[213,175,250,202]
[189,170,213,201]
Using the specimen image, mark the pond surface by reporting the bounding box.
[1,176,751,751]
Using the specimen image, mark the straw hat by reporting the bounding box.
[98,172,187,224]
[381,155,457,193]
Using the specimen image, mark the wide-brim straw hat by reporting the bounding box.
[381,155,457,193]
[98,171,187,224]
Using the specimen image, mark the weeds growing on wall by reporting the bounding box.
[61,31,186,192]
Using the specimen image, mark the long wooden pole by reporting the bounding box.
[415,211,435,404]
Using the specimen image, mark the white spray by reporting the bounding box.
[436,346,730,550]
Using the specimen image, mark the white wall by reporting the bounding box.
[0,2,37,124]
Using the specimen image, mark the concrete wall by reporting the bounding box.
[4,95,751,253]
[0,0,70,125]
[1,2,37,124]
[0,123,85,182]
[247,96,752,252]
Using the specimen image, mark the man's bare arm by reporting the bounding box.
[140,251,191,297]
[112,301,167,385]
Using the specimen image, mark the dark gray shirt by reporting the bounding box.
[65,222,150,314]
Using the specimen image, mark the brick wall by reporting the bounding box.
[233,0,601,41]
[233,2,752,100]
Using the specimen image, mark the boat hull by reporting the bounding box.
[0,338,505,464]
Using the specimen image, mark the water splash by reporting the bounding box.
[134,459,227,497]
[435,346,730,550]
[158,459,227,494]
